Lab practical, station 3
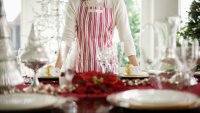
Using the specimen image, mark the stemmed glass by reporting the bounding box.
[96,46,112,73]
[22,61,48,87]
[173,39,199,86]
[96,42,119,74]
[140,23,165,89]
[19,47,49,89]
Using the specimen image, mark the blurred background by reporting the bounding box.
[3,0,195,74]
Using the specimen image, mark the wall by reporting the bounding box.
[154,0,179,22]
[141,0,179,25]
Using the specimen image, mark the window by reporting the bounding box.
[3,0,21,50]
[125,0,141,58]
[179,0,193,24]
[117,0,141,65]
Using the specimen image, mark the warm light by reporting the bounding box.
[3,0,21,22]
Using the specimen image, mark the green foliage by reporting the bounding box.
[179,0,200,70]
[179,0,200,42]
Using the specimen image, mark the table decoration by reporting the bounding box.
[20,24,49,89]
[0,0,23,94]
[15,83,75,96]
[122,78,150,87]
[71,71,127,95]
[16,71,151,98]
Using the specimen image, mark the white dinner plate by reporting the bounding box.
[194,71,200,76]
[107,89,199,110]
[0,93,58,111]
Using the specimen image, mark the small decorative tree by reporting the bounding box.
[179,0,200,41]
[179,0,200,70]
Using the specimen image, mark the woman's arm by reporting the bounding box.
[55,52,62,68]
[55,45,71,68]
[115,0,138,66]
[55,0,77,68]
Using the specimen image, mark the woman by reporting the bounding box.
[56,0,139,73]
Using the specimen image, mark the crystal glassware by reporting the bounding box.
[22,61,47,87]
[140,23,165,89]
[96,47,111,73]
[96,44,118,73]
[20,24,49,89]
[171,39,199,87]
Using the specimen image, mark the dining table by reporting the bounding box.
[2,75,200,113]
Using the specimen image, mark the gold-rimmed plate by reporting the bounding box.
[0,94,58,111]
[107,89,200,110]
[118,72,149,79]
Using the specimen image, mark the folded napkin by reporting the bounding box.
[38,65,61,77]
[126,64,148,76]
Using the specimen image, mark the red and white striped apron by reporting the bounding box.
[73,0,118,73]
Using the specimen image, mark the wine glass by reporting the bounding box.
[140,23,165,89]
[173,39,199,86]
[19,47,49,89]
[22,61,48,87]
[96,46,112,73]
[96,44,118,74]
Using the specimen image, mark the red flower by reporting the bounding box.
[103,74,118,85]
[72,74,85,84]
[72,71,126,94]
[76,85,86,93]
[80,73,92,81]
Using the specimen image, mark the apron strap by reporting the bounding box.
[80,0,85,6]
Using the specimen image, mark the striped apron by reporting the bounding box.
[73,0,117,73]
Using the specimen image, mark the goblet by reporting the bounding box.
[96,44,118,74]
[96,47,111,73]
[171,39,199,87]
[19,46,49,88]
[22,61,48,87]
[140,23,165,89]
[20,24,49,89]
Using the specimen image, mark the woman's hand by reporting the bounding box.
[128,55,138,66]
[55,52,62,69]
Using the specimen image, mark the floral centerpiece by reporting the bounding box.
[72,71,127,94]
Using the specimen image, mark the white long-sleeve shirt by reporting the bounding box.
[63,0,136,56]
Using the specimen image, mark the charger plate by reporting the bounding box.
[0,93,58,111]
[107,89,200,110]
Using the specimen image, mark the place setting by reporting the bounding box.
[109,89,200,109]
[117,64,149,79]
[1,0,200,113]
[0,93,77,112]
